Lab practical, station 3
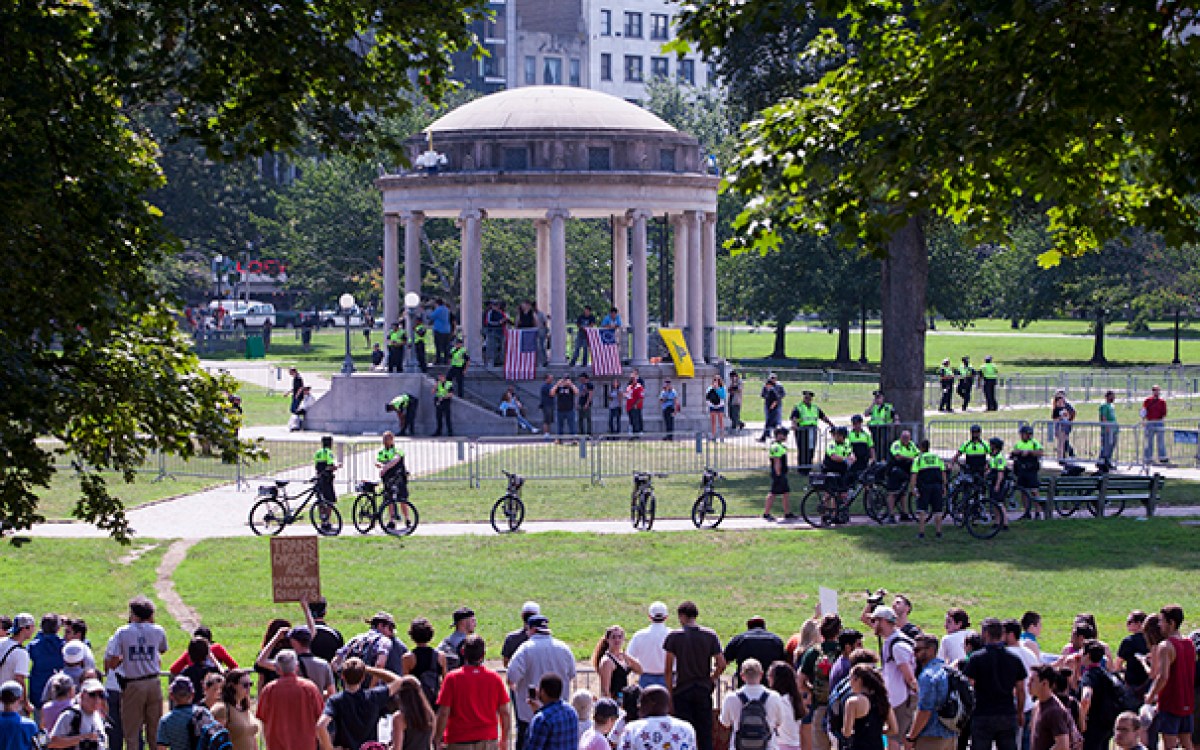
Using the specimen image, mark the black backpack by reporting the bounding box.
[190,707,233,750]
[937,665,976,733]
[733,691,772,750]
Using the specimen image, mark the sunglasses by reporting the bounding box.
[86,691,106,698]
[239,681,253,687]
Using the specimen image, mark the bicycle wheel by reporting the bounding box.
[1087,495,1125,518]
[863,486,888,524]
[380,499,419,537]
[946,485,970,525]
[692,492,726,530]
[641,491,656,531]
[491,496,525,533]
[248,498,288,536]
[800,489,831,528]
[964,500,1006,540]
[629,492,640,525]
[309,502,343,536]
[900,488,916,519]
[351,493,377,534]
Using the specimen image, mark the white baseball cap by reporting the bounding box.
[521,601,541,615]
[648,602,669,620]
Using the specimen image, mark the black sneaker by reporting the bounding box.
[917,532,925,539]
[763,513,776,522]
[784,512,797,520]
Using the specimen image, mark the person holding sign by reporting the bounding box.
[314,436,340,533]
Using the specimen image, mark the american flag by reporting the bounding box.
[585,327,622,376]
[504,328,539,380]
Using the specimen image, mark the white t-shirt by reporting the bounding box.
[1007,644,1040,713]
[719,685,787,750]
[626,622,671,675]
[50,705,106,745]
[0,638,31,683]
[938,630,975,665]
[104,621,168,679]
[619,715,697,750]
[775,694,802,748]
[881,632,915,708]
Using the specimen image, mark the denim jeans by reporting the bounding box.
[1144,421,1167,461]
[970,713,1019,750]
[556,410,577,435]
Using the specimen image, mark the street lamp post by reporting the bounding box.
[404,291,421,373]
[340,292,356,375]
[214,254,224,299]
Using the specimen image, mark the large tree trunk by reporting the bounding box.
[1091,308,1108,365]
[880,217,928,434]
[834,313,852,365]
[771,318,788,359]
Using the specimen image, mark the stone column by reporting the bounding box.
[702,212,718,363]
[535,219,550,315]
[548,209,570,366]
[403,210,425,301]
[687,210,704,363]
[672,214,689,329]
[612,215,630,357]
[629,209,651,366]
[382,214,400,330]
[459,209,485,364]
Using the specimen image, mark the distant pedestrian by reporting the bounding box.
[957,357,976,411]
[728,371,744,432]
[1098,391,1118,472]
[625,375,645,434]
[659,380,680,440]
[289,367,304,414]
[980,356,1000,411]
[937,359,956,413]
[1141,385,1169,464]
[578,373,595,436]
[552,376,579,436]
[570,306,598,367]
[433,374,454,437]
[607,378,624,434]
[540,375,556,435]
[758,374,786,442]
[706,376,727,439]
[1050,392,1076,460]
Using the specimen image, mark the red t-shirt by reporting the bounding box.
[1143,396,1167,421]
[625,383,645,411]
[436,665,510,744]
[256,673,325,750]
[168,643,238,675]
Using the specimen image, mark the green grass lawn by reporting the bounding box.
[0,540,177,640]
[35,472,228,521]
[236,383,292,428]
[164,518,1200,667]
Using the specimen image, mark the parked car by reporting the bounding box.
[319,304,370,328]
[228,301,276,328]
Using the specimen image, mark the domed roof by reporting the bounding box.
[427,86,677,134]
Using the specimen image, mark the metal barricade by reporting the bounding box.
[926,420,1028,455]
[593,432,707,482]
[473,435,595,485]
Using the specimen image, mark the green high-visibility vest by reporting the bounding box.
[794,402,821,426]
[450,347,467,367]
[827,441,853,459]
[314,447,335,465]
[981,363,998,379]
[912,452,945,473]
[891,440,920,461]
[848,429,874,447]
[958,366,975,379]
[388,330,404,345]
[391,394,410,410]
[939,367,955,379]
[868,403,894,425]
[988,453,1007,471]
[436,381,453,398]
[377,446,403,462]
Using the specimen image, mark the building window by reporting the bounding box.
[524,56,536,85]
[624,55,643,82]
[659,149,676,171]
[624,11,642,38]
[543,56,562,84]
[481,44,506,79]
[650,13,669,40]
[600,9,611,36]
[588,147,611,171]
[485,7,507,40]
[569,58,581,87]
[600,53,612,81]
[650,56,669,79]
[678,58,694,85]
[503,148,528,171]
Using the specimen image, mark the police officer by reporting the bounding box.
[433,373,454,437]
[375,431,412,529]
[980,356,1000,411]
[886,430,921,523]
[387,324,405,374]
[952,424,989,476]
[447,336,469,399]
[764,427,793,522]
[956,356,976,411]
[909,439,947,539]
[986,437,1009,528]
[314,436,340,532]
[790,390,835,473]
[937,358,956,412]
[386,392,419,436]
[1012,424,1045,519]
[864,390,899,458]
[412,323,429,372]
[846,415,876,476]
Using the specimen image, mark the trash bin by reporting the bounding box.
[245,335,265,359]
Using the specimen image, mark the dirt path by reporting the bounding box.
[155,539,201,633]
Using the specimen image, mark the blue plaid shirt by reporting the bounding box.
[526,700,579,750]
[916,657,957,739]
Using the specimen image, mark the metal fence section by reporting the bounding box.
[592,433,708,481]
[1031,419,1200,470]
[926,420,1030,456]
[472,435,595,485]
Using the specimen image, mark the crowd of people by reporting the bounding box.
[1,595,1197,750]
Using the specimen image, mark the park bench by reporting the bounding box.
[1037,473,1164,518]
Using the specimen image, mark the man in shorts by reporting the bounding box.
[1011,425,1045,520]
[1146,605,1195,750]
[910,439,947,539]
[764,427,793,521]
[886,431,921,523]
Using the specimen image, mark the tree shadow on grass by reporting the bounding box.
[822,515,1200,573]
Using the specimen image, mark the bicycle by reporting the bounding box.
[865,464,917,524]
[800,471,857,528]
[248,477,343,536]
[631,472,667,531]
[490,470,526,533]
[941,470,1007,539]
[351,478,419,537]
[691,468,727,529]
[945,469,991,524]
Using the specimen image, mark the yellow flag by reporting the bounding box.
[658,328,694,378]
